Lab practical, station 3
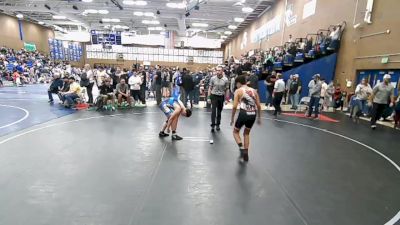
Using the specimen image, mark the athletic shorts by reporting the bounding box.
[235,110,256,129]
[159,101,174,118]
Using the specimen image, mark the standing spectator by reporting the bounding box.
[140,69,147,105]
[320,78,328,111]
[208,67,229,132]
[161,69,170,97]
[83,64,95,104]
[288,34,294,43]
[369,74,395,129]
[182,71,195,108]
[96,66,107,86]
[264,71,276,108]
[272,73,285,116]
[394,96,400,129]
[350,78,372,119]
[289,74,302,110]
[116,78,131,106]
[178,68,188,104]
[154,67,162,105]
[129,72,143,106]
[307,74,322,118]
[192,72,203,105]
[247,72,259,90]
[285,75,294,105]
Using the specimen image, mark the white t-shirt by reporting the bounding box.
[274,79,286,93]
[129,75,142,90]
[321,82,328,97]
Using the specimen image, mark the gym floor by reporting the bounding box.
[0,85,399,225]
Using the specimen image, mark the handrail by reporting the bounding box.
[355,53,400,59]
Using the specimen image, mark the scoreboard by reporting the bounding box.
[91,30,122,45]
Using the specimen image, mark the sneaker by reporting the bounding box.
[48,100,54,103]
[371,125,377,130]
[211,128,215,133]
[172,134,183,141]
[159,132,169,137]
[216,126,221,131]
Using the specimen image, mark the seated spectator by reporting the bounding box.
[47,74,63,103]
[116,78,131,106]
[333,84,344,111]
[99,78,115,110]
[60,77,81,108]
[128,72,143,106]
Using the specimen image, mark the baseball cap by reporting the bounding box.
[313,74,320,78]
[383,74,391,79]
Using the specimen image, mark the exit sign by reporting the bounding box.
[381,57,389,64]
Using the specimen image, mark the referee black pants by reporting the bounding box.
[211,94,224,127]
[273,92,284,115]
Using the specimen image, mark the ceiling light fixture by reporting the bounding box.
[53,15,67,19]
[16,14,24,19]
[82,0,93,2]
[221,35,228,39]
[192,23,208,27]
[166,2,187,9]
[38,21,44,25]
[98,10,109,14]
[224,31,232,35]
[228,25,237,29]
[160,31,166,35]
[123,0,147,6]
[142,20,160,25]
[234,17,245,22]
[144,12,154,17]
[148,26,163,31]
[84,9,98,14]
[134,11,144,16]
[242,7,254,13]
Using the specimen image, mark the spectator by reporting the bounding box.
[272,73,285,116]
[288,34,294,43]
[128,72,143,106]
[192,72,203,105]
[264,71,276,108]
[60,77,81,108]
[47,74,63,103]
[307,74,322,118]
[140,69,147,105]
[182,71,195,108]
[247,72,259,90]
[116,78,131,106]
[320,78,328,110]
[350,78,372,119]
[369,74,395,129]
[285,75,294,104]
[96,66,107,86]
[394,96,400,129]
[333,84,344,111]
[289,74,302,110]
[154,67,163,105]
[161,69,171,97]
[99,78,115,110]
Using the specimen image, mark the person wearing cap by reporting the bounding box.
[272,73,285,116]
[369,74,395,129]
[307,74,322,118]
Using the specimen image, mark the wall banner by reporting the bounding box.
[285,3,297,27]
[303,0,317,19]
[251,16,281,43]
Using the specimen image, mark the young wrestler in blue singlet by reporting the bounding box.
[159,88,192,140]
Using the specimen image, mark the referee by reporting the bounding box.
[272,73,285,116]
[208,66,230,132]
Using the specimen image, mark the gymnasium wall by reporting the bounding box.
[0,13,54,53]
[224,0,400,91]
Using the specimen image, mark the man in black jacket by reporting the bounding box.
[48,74,63,103]
[182,70,194,108]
